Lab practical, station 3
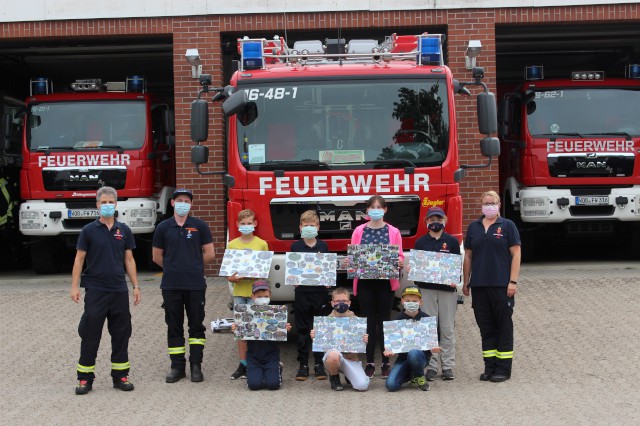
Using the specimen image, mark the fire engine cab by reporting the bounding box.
[190,33,499,301]
[499,65,640,259]
[19,77,176,273]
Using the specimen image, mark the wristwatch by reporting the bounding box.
[132,285,139,289]
[509,280,517,285]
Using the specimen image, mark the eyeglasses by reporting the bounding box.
[482,202,498,206]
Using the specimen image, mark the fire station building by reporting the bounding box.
[2,1,640,266]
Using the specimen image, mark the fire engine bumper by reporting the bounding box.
[19,199,157,236]
[518,187,640,223]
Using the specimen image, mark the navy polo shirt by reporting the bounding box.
[153,215,213,290]
[77,219,135,292]
[413,232,461,292]
[464,216,520,288]
[291,239,329,294]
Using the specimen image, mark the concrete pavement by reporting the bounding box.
[1,261,638,425]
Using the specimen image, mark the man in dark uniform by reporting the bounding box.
[153,188,215,383]
[70,186,140,395]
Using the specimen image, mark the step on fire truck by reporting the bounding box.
[498,65,640,260]
[189,33,499,302]
[19,77,176,273]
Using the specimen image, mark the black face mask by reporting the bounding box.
[428,222,445,232]
[333,302,349,313]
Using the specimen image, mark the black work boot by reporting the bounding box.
[75,380,93,395]
[329,374,344,391]
[166,368,186,383]
[113,377,135,391]
[190,363,204,382]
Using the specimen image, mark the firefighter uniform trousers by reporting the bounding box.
[471,287,514,375]
[162,289,206,370]
[77,289,132,381]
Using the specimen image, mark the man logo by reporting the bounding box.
[340,222,351,230]
[69,173,99,182]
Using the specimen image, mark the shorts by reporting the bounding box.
[233,296,254,306]
[322,350,369,391]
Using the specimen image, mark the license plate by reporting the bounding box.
[68,209,99,218]
[575,196,609,206]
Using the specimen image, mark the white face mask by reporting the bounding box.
[254,297,270,306]
[403,301,420,312]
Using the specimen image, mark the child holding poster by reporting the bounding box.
[310,288,369,392]
[384,286,440,392]
[291,210,329,381]
[413,206,461,382]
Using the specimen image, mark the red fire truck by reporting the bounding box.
[18,77,176,273]
[190,33,499,301]
[498,65,640,260]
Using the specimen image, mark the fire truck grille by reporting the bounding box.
[42,169,127,191]
[269,197,420,240]
[548,154,634,178]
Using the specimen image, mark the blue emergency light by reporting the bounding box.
[525,66,544,81]
[418,36,442,66]
[30,77,52,95]
[626,64,640,79]
[126,76,145,93]
[242,40,264,70]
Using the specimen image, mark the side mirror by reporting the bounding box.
[480,137,500,157]
[238,102,258,127]
[190,99,209,143]
[498,99,510,138]
[222,90,248,117]
[164,109,175,146]
[191,144,209,165]
[28,114,41,128]
[2,113,11,150]
[477,91,497,135]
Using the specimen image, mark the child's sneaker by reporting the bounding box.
[442,369,454,381]
[314,363,328,380]
[230,362,247,380]
[364,363,375,378]
[329,374,344,391]
[75,380,93,395]
[381,363,391,379]
[426,369,438,381]
[415,375,430,391]
[295,364,309,381]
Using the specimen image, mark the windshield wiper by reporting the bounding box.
[253,160,332,171]
[534,132,583,138]
[35,145,76,155]
[581,132,633,139]
[361,159,417,168]
[93,144,126,154]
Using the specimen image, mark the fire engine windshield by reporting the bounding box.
[27,101,146,151]
[527,88,640,137]
[235,79,450,170]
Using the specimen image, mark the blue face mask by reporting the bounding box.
[301,225,318,239]
[99,204,115,218]
[238,225,255,235]
[368,209,385,221]
[174,202,191,217]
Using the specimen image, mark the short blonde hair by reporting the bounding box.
[237,209,255,221]
[331,287,350,300]
[481,190,500,204]
[300,210,319,225]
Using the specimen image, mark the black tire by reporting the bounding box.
[30,241,58,274]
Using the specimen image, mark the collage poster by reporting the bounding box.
[346,244,400,279]
[218,249,274,279]
[408,250,462,286]
[312,316,367,353]
[233,304,288,341]
[383,317,439,353]
[284,252,338,286]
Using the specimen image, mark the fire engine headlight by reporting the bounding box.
[521,197,549,217]
[21,211,41,220]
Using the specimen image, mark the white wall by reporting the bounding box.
[2,0,639,22]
